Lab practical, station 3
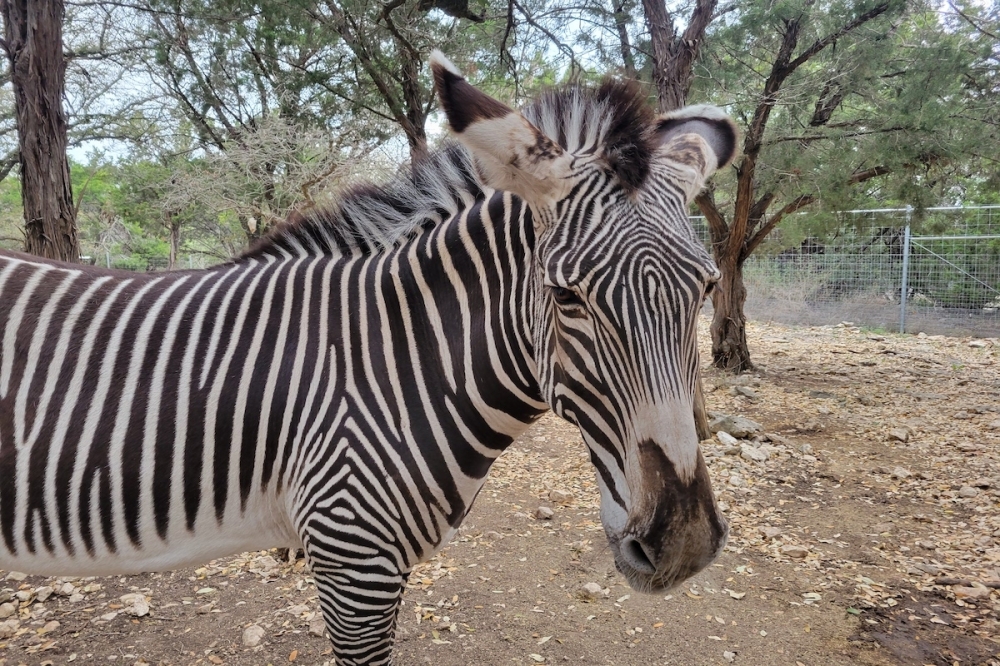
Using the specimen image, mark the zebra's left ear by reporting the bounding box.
[655,105,738,196]
[430,51,574,204]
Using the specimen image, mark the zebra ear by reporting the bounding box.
[430,51,573,204]
[655,105,738,194]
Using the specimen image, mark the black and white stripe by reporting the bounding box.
[1,55,738,665]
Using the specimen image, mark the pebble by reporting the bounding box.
[780,545,809,559]
[887,428,910,443]
[958,486,979,498]
[6,572,26,582]
[548,489,573,505]
[968,340,989,348]
[709,415,762,438]
[732,386,759,401]
[798,443,812,455]
[716,432,739,447]
[120,593,150,617]
[0,618,20,639]
[534,506,554,520]
[971,478,992,489]
[740,443,769,463]
[0,602,14,619]
[580,582,605,600]
[242,624,266,647]
[953,583,991,599]
[723,651,737,663]
[890,466,912,479]
[759,526,782,540]
[309,617,327,638]
[35,586,54,602]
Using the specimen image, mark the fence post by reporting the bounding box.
[899,212,912,333]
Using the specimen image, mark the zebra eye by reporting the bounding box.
[705,281,717,296]
[551,286,583,307]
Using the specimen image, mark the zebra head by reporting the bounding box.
[431,53,737,592]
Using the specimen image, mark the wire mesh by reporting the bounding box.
[690,206,1000,337]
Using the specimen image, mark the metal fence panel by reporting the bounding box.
[691,206,1000,337]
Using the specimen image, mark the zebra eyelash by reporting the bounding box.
[550,286,585,308]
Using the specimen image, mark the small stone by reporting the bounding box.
[916,540,937,550]
[0,602,14,619]
[534,506,554,520]
[987,420,1000,430]
[15,590,34,603]
[890,466,911,480]
[732,386,759,401]
[759,526,782,540]
[953,583,991,599]
[971,478,992,489]
[6,572,26,582]
[953,411,973,420]
[728,475,745,488]
[0,618,20,639]
[57,583,76,596]
[887,428,910,443]
[196,603,214,614]
[915,563,940,575]
[68,593,84,603]
[799,443,813,455]
[548,489,573,505]
[709,415,762,438]
[716,432,739,447]
[968,340,989,348]
[35,586,54,602]
[723,651,737,663]
[120,593,150,617]
[780,545,809,559]
[958,486,979,498]
[871,523,894,534]
[308,617,327,638]
[242,624,266,647]
[580,582,605,601]
[38,620,60,634]
[740,443,769,463]
[801,454,818,463]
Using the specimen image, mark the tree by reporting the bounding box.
[0,0,79,262]
[689,0,992,372]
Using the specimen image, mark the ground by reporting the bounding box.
[0,320,998,666]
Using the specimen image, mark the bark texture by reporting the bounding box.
[1,0,78,262]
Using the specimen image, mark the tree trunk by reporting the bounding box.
[168,215,180,270]
[709,256,754,373]
[1,0,78,263]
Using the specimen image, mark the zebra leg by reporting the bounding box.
[305,543,408,665]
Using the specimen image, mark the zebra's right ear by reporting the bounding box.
[430,51,574,204]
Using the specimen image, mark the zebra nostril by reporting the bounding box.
[621,536,657,575]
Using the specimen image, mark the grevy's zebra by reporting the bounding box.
[0,53,736,664]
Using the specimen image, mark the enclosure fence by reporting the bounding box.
[692,206,1000,338]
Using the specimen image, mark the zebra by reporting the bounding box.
[0,52,737,665]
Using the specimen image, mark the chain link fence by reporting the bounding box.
[693,206,1000,337]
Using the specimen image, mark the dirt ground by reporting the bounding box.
[0,319,998,666]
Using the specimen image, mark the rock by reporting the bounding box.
[968,339,989,348]
[759,526,782,540]
[0,619,20,639]
[958,486,979,498]
[716,432,739,447]
[871,523,894,534]
[709,415,762,439]
[731,386,759,401]
[34,586,54,602]
[5,572,26,582]
[987,420,1000,430]
[915,563,940,575]
[971,478,992,489]
[0,602,14,619]
[253,555,280,572]
[888,428,910,443]
[196,603,214,614]
[308,617,327,638]
[728,475,745,488]
[916,540,937,550]
[808,390,836,399]
[534,506,554,520]
[723,651,737,663]
[242,624,266,647]
[953,411,973,420]
[15,590,33,603]
[68,593,84,603]
[890,466,912,480]
[953,583,991,599]
[38,620,60,634]
[740,443,769,463]
[548,489,573,505]
[56,583,75,596]
[120,593,150,617]
[801,455,818,463]
[781,545,809,559]
[579,582,605,601]
[799,443,813,455]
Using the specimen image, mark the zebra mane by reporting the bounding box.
[243,78,655,259]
